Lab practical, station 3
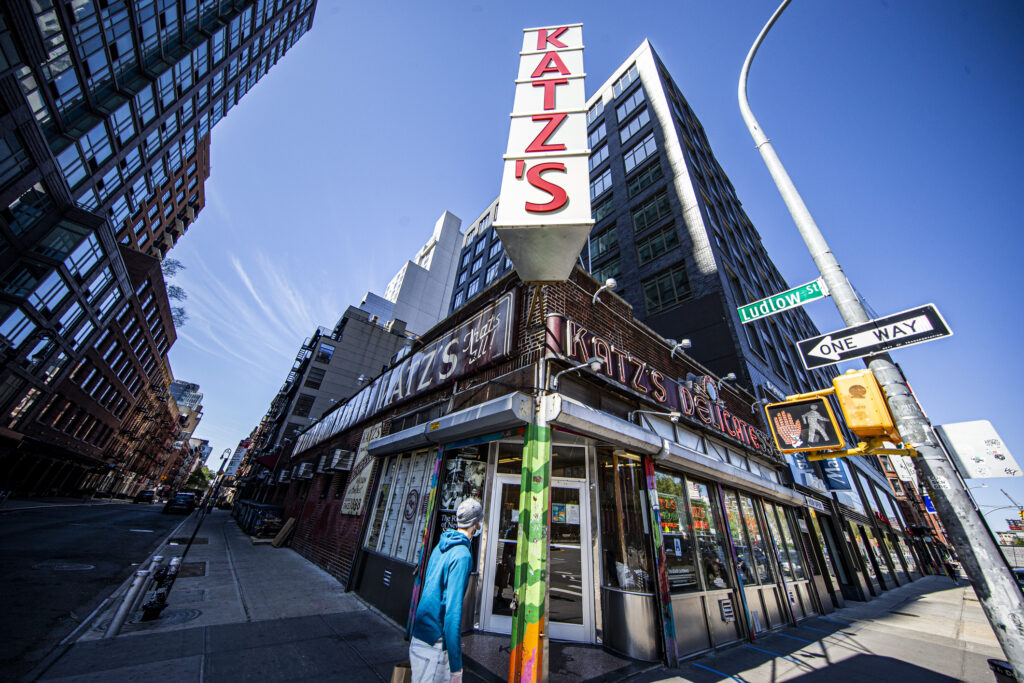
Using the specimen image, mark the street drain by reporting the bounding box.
[33,561,94,571]
[177,561,206,578]
[168,537,208,545]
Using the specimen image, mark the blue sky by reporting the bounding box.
[168,1,1024,525]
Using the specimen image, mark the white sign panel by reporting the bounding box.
[340,422,383,515]
[494,23,594,283]
[937,420,1020,479]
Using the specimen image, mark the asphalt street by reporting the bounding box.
[0,501,185,682]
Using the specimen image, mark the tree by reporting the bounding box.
[161,258,186,278]
[171,306,189,327]
[167,284,187,301]
[184,466,213,492]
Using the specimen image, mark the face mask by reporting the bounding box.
[473,525,482,538]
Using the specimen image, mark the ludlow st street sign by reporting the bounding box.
[737,278,828,324]
[796,303,952,370]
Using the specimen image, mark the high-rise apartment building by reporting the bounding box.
[0,0,317,496]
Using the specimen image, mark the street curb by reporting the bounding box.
[21,511,198,683]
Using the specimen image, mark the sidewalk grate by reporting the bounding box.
[177,561,206,578]
[169,537,208,544]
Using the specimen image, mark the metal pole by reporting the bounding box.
[128,555,164,615]
[104,570,149,638]
[739,3,1024,678]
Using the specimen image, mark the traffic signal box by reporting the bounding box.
[763,369,908,460]
[832,369,901,443]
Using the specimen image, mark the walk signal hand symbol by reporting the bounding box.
[773,410,803,447]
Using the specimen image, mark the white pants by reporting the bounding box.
[409,637,450,683]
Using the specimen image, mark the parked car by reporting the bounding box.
[133,489,155,504]
[1014,568,1024,591]
[162,492,197,514]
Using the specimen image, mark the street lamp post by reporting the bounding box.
[739,2,1024,678]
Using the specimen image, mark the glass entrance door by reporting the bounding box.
[481,474,593,642]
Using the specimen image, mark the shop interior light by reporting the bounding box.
[591,278,617,304]
[550,357,604,390]
[667,338,692,359]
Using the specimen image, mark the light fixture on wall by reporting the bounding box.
[667,338,692,359]
[550,357,604,391]
[629,409,682,424]
[716,372,737,393]
[591,277,617,304]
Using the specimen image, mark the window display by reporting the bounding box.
[740,494,773,584]
[598,448,652,593]
[655,469,698,593]
[724,490,758,586]
[363,449,436,563]
[690,479,731,590]
[438,449,488,533]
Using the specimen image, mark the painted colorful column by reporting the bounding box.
[508,421,551,683]
[406,447,445,635]
[642,456,679,667]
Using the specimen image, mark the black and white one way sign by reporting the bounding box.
[797,304,952,370]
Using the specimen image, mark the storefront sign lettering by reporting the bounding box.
[294,293,516,456]
[340,422,383,516]
[547,316,774,456]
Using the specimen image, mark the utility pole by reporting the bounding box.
[738,2,1024,679]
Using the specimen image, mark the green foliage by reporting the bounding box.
[184,466,214,491]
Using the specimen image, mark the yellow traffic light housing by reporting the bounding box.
[832,369,901,443]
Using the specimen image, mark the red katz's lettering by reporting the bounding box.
[536,27,568,50]
[524,162,567,213]
[531,51,571,78]
[650,370,668,403]
[525,113,567,153]
[532,78,568,110]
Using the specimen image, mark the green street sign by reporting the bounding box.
[738,278,829,324]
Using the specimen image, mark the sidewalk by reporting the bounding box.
[36,511,409,682]
[36,512,1008,682]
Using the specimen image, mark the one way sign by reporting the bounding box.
[797,304,952,370]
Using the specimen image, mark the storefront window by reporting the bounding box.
[763,502,806,581]
[690,479,731,590]
[723,490,758,586]
[364,457,395,549]
[598,448,652,593]
[437,447,488,532]
[809,513,839,583]
[363,450,436,563]
[849,522,878,582]
[740,495,773,584]
[860,524,893,586]
[655,469,698,593]
[496,441,522,474]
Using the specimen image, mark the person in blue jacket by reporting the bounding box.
[409,498,483,683]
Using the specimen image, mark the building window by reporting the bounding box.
[598,448,653,593]
[613,63,639,98]
[0,308,35,349]
[592,195,615,223]
[461,251,472,267]
[636,224,680,265]
[589,226,617,260]
[588,144,608,172]
[305,366,326,390]
[474,236,487,255]
[316,343,334,364]
[64,233,103,281]
[586,98,605,125]
[485,261,501,284]
[467,278,481,298]
[293,393,316,417]
[587,121,606,148]
[616,88,645,122]
[593,256,621,284]
[456,269,468,286]
[452,290,465,310]
[627,160,664,198]
[489,240,503,258]
[642,264,690,314]
[590,168,612,200]
[363,451,436,563]
[632,191,672,234]
[471,257,483,273]
[623,132,657,173]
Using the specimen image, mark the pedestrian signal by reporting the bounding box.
[832,370,901,442]
[764,397,845,454]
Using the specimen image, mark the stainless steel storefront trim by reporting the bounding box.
[367,392,534,456]
[544,394,804,506]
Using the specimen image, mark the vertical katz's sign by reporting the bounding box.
[494,24,594,283]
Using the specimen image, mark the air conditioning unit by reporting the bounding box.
[295,462,314,479]
[326,449,355,472]
[278,468,291,483]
